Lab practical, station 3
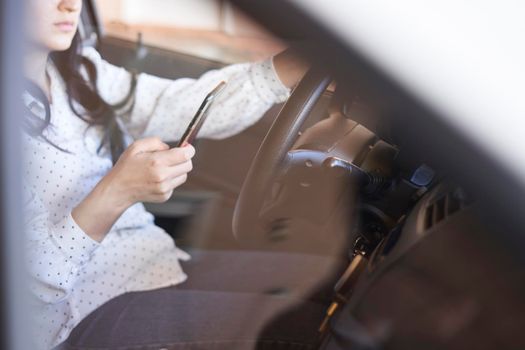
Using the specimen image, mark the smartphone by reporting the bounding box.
[177,81,227,147]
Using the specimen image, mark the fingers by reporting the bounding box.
[151,189,174,203]
[129,140,195,203]
[143,143,194,186]
[156,145,196,166]
[168,160,193,178]
[170,173,188,188]
[128,137,169,154]
[114,138,196,205]
[151,159,192,183]
[151,174,188,202]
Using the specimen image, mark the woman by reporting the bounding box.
[24,1,333,349]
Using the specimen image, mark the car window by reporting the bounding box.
[94,0,285,63]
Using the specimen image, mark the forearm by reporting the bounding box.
[72,138,195,242]
[71,177,128,242]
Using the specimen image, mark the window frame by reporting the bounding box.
[0,0,33,349]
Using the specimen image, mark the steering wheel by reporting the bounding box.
[232,69,332,245]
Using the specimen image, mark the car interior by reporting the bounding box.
[55,0,525,349]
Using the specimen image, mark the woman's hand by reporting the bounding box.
[72,137,195,242]
[104,137,195,207]
[272,48,310,89]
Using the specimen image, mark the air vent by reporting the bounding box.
[424,189,465,230]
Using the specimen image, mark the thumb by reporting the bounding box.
[130,137,169,154]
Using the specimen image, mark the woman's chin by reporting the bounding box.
[42,34,75,52]
[51,40,74,52]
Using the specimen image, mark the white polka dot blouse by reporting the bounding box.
[22,46,290,349]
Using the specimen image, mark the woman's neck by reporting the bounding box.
[25,49,51,101]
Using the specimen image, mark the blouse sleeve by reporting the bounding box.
[81,46,290,142]
[24,187,100,304]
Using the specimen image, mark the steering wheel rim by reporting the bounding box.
[233,68,332,242]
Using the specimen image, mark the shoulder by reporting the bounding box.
[80,45,103,64]
[79,45,134,103]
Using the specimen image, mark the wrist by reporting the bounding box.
[72,177,130,243]
[95,174,131,215]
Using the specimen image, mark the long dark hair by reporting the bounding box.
[24,32,137,163]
